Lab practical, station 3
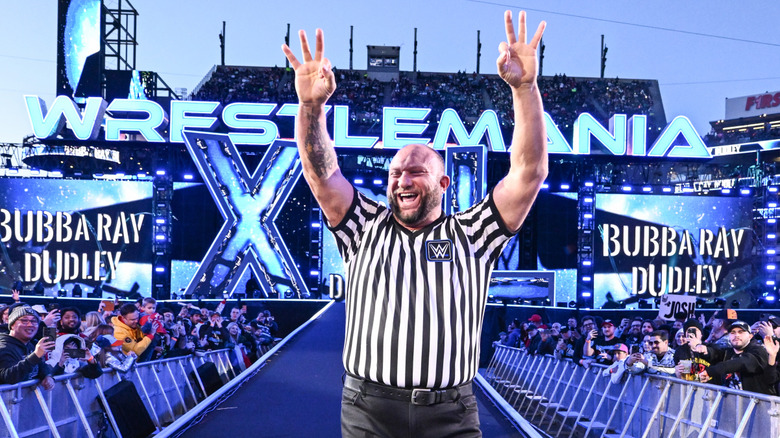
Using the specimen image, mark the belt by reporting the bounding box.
[344,374,472,406]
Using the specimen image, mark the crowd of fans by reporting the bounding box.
[495,310,780,396]
[0,291,281,390]
[705,125,780,146]
[190,65,660,137]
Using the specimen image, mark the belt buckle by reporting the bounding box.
[411,388,435,406]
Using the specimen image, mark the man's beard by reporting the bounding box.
[389,187,441,227]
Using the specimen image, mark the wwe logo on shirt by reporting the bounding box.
[426,240,453,262]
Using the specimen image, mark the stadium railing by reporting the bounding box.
[0,349,235,438]
[483,345,780,438]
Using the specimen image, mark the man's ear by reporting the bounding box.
[440,175,451,191]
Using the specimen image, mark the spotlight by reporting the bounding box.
[184,174,194,180]
[662,187,672,193]
[156,170,166,176]
[560,184,570,190]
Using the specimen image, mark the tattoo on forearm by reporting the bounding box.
[304,117,335,178]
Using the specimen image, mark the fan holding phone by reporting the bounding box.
[45,334,103,379]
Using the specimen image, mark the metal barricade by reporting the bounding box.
[483,345,780,438]
[0,349,233,438]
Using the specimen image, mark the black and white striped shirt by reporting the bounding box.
[329,188,515,389]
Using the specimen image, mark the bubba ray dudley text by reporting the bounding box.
[601,224,746,296]
[0,209,146,284]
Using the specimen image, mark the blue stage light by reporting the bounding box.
[155,234,165,241]
[353,178,364,185]
[184,174,194,180]
[584,213,593,219]
[768,264,776,271]
[768,234,777,239]
[582,291,592,297]
[156,170,166,176]
[741,189,751,195]
[582,260,592,266]
[309,270,320,276]
[584,197,593,203]
[584,181,594,187]
[769,218,777,224]
[582,276,592,282]
[721,188,731,194]
[155,266,165,273]
[311,222,321,228]
[768,249,777,255]
[560,184,570,190]
[622,185,632,192]
[662,187,672,193]
[373,179,383,186]
[770,187,778,193]
[155,218,165,225]
[642,186,652,192]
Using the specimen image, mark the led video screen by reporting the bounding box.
[57,0,102,98]
[594,193,754,308]
[0,178,152,297]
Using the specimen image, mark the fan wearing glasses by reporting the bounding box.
[0,305,56,388]
[625,330,676,375]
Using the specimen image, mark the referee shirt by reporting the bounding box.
[329,188,515,389]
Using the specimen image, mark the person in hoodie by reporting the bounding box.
[698,320,776,396]
[0,305,56,388]
[46,334,103,379]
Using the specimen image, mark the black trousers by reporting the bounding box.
[341,377,481,438]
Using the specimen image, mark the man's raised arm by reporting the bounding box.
[492,11,548,233]
[282,29,353,226]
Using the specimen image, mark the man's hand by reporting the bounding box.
[698,370,711,383]
[11,289,19,302]
[674,363,687,378]
[758,321,774,338]
[34,338,55,358]
[58,350,70,367]
[43,309,60,328]
[282,29,336,106]
[764,334,779,366]
[40,376,54,391]
[586,329,598,341]
[497,10,545,89]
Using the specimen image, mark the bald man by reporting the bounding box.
[283,10,547,437]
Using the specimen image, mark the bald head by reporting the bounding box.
[387,144,450,230]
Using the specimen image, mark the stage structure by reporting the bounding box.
[2,1,779,314]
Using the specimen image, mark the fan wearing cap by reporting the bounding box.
[697,320,776,396]
[0,305,56,388]
[601,344,630,383]
[584,319,622,365]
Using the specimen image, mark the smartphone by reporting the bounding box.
[630,345,640,354]
[44,327,57,342]
[64,348,85,359]
[686,328,698,336]
[241,305,247,313]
